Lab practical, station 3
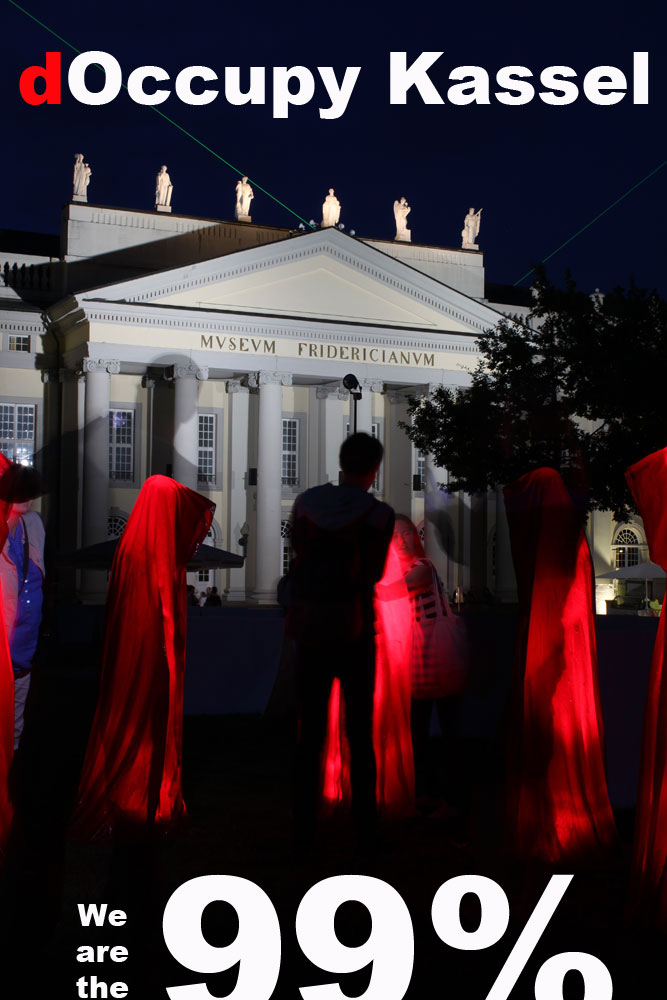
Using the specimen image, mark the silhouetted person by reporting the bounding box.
[205,585,222,607]
[286,433,394,851]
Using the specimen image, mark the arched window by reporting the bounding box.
[612,526,642,569]
[107,510,128,538]
[281,519,293,577]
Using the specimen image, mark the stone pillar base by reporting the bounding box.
[462,242,479,250]
[225,587,248,602]
[395,231,411,242]
[236,214,252,223]
[72,195,87,203]
[156,204,172,213]
[251,588,279,605]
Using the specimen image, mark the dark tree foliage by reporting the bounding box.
[404,272,667,521]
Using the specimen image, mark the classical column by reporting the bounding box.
[169,363,209,490]
[249,371,292,603]
[141,375,155,479]
[495,486,517,602]
[424,454,452,593]
[81,358,119,603]
[387,390,412,516]
[316,386,345,484]
[225,379,250,602]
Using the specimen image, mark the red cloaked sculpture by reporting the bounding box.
[0,454,14,851]
[504,467,616,861]
[626,447,667,927]
[73,476,213,841]
[321,538,415,819]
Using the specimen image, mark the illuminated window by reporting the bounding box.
[0,403,35,464]
[280,519,294,576]
[198,414,216,485]
[8,335,30,352]
[613,527,641,569]
[108,410,134,481]
[282,419,299,486]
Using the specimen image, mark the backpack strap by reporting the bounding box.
[18,515,30,595]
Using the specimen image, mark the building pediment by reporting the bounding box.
[79,228,504,337]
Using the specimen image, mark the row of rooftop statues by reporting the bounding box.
[71,153,483,249]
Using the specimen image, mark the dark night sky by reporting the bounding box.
[1,0,665,296]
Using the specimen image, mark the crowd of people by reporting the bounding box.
[187,584,222,607]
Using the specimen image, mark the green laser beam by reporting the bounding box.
[514,158,667,286]
[7,0,315,229]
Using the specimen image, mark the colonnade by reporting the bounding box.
[75,362,516,604]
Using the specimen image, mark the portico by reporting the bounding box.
[41,224,507,603]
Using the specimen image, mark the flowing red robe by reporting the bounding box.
[0,454,14,851]
[626,447,667,926]
[504,467,616,861]
[73,476,213,840]
[321,539,415,819]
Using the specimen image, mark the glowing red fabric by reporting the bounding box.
[626,447,667,927]
[73,476,213,840]
[321,539,415,819]
[0,453,14,851]
[504,467,616,861]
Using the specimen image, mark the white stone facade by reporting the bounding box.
[0,201,639,608]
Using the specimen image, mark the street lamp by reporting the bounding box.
[343,373,362,433]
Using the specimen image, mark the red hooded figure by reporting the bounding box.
[626,447,667,926]
[504,467,616,861]
[73,476,213,840]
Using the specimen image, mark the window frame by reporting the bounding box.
[8,334,31,353]
[281,412,306,497]
[196,408,223,492]
[108,408,135,484]
[0,400,37,466]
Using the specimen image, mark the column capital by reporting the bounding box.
[226,378,250,395]
[82,358,121,375]
[359,378,384,393]
[166,363,209,381]
[316,385,346,400]
[248,371,292,388]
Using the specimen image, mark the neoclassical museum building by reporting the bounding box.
[0,196,645,611]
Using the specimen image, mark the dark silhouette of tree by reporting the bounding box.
[404,271,667,521]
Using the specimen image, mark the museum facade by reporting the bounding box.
[0,200,639,610]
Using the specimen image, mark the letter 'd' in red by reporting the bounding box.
[19,52,62,105]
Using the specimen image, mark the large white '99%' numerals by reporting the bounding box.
[163,875,281,1000]
[295,875,414,1000]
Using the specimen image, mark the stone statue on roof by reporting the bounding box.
[73,153,92,201]
[321,188,341,228]
[461,207,482,249]
[394,197,411,242]
[235,176,254,221]
[155,165,173,211]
